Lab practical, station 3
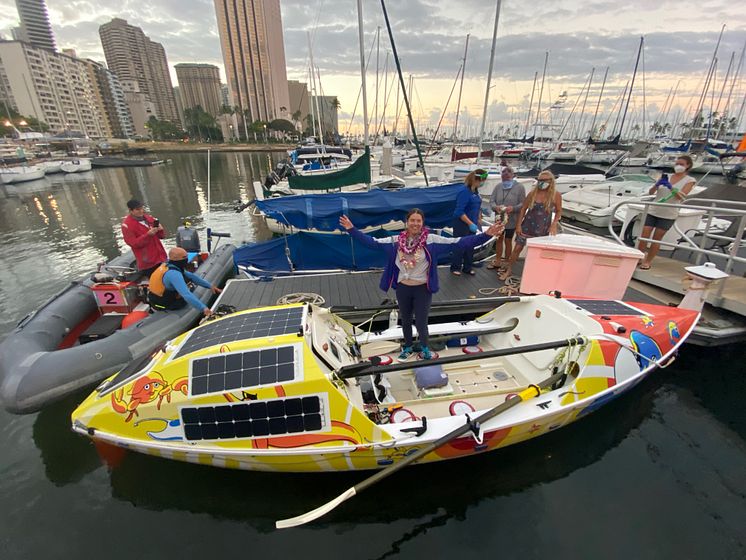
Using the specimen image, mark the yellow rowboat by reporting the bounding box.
[71,295,698,473]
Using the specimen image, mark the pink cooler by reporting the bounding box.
[520,234,643,299]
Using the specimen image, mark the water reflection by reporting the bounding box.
[31,390,102,485]
[0,151,275,336]
[96,374,658,534]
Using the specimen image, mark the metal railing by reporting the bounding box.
[608,197,746,304]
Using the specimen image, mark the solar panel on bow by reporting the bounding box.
[173,307,304,359]
[180,396,324,441]
[568,300,645,316]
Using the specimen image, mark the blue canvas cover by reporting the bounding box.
[255,183,466,231]
[233,230,464,273]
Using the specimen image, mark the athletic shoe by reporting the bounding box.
[397,346,415,361]
[419,346,433,360]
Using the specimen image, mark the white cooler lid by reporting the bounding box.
[527,233,644,258]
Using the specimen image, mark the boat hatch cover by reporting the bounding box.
[171,306,305,360]
[567,300,646,316]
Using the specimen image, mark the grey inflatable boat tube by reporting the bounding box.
[0,244,236,414]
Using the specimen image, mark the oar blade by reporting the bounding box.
[276,487,357,529]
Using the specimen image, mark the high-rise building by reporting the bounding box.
[98,18,180,124]
[84,59,135,138]
[14,0,56,51]
[220,83,230,109]
[213,0,290,123]
[175,63,223,117]
[120,79,156,137]
[287,80,310,130]
[0,40,107,137]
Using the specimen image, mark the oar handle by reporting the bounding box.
[339,336,587,379]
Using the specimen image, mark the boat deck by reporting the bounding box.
[216,264,511,322]
[633,255,746,316]
[214,256,745,346]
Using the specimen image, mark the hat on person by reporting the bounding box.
[127,199,144,210]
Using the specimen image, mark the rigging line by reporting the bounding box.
[346,31,380,136]
[717,41,746,138]
[374,55,398,141]
[557,70,592,142]
[425,63,464,158]
[617,36,643,141]
[641,40,647,139]
[372,51,392,143]
[380,0,429,185]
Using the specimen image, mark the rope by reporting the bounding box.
[479,277,521,296]
[276,293,326,305]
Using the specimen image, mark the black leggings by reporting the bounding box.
[396,283,432,347]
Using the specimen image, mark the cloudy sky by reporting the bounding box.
[1,0,745,135]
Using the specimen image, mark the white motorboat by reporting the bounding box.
[0,165,46,184]
[561,175,657,227]
[38,160,65,174]
[61,158,93,173]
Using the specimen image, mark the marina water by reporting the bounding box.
[0,153,744,559]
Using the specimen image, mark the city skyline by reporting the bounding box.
[1,1,745,136]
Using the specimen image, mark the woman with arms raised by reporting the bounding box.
[340,209,504,361]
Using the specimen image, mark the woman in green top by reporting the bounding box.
[637,155,696,270]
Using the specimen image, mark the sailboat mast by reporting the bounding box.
[523,71,537,139]
[454,34,470,141]
[533,51,549,140]
[307,32,324,141]
[374,27,380,145]
[589,66,608,139]
[617,36,643,141]
[356,0,370,146]
[478,0,502,159]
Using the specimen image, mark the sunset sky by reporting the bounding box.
[1,0,745,137]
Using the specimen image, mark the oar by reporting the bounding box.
[331,295,530,316]
[359,318,520,356]
[342,335,586,380]
[276,367,568,529]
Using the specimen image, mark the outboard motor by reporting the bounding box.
[176,222,201,253]
[263,160,298,189]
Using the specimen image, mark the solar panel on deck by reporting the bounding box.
[173,307,304,359]
[190,345,298,396]
[180,396,324,441]
[568,299,644,316]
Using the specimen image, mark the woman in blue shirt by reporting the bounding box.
[451,169,487,275]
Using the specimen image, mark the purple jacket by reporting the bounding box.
[348,227,491,293]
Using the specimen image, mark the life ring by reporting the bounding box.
[462,346,483,354]
[390,408,417,423]
[449,400,476,416]
[370,355,393,365]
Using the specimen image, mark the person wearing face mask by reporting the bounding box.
[487,166,526,271]
[637,155,696,269]
[121,199,167,276]
[148,247,222,316]
[498,170,562,281]
[450,169,486,276]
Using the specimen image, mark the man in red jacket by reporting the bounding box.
[121,199,167,275]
